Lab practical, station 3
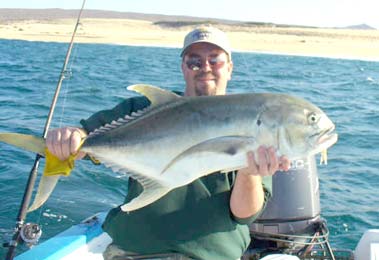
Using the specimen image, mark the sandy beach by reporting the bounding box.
[1,17,379,61]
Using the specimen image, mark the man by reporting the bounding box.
[46,26,290,260]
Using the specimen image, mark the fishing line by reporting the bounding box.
[58,42,81,128]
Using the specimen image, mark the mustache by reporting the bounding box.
[195,72,214,79]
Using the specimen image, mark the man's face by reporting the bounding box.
[181,43,233,97]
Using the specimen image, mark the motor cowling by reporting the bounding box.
[246,156,353,259]
[251,155,320,235]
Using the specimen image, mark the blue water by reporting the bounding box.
[0,39,378,258]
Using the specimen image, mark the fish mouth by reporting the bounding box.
[310,126,338,154]
[306,126,338,164]
[317,126,337,145]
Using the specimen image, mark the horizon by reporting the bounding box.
[0,0,378,29]
[0,7,377,30]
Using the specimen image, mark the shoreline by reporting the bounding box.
[1,18,379,61]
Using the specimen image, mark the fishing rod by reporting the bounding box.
[5,1,86,259]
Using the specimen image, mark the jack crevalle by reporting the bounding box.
[0,84,338,212]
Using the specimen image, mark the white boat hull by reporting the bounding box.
[14,211,379,260]
[15,212,111,260]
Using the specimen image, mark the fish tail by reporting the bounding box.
[1,132,77,212]
[27,152,76,212]
[27,175,60,212]
[0,132,46,156]
[0,132,75,176]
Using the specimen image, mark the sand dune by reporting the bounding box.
[1,12,378,61]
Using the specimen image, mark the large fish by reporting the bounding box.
[0,84,338,212]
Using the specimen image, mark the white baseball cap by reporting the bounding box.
[180,26,232,59]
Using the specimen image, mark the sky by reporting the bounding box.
[1,0,378,29]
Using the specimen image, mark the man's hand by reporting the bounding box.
[239,146,290,177]
[46,127,87,161]
[230,146,290,219]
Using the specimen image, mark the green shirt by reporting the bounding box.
[80,95,270,260]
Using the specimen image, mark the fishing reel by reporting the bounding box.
[20,223,42,247]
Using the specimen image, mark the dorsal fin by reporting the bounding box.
[127,84,181,107]
[87,108,150,138]
[88,84,180,138]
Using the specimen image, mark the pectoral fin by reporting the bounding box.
[162,136,257,175]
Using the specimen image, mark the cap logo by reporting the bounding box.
[192,30,211,41]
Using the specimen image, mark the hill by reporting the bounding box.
[1,8,378,61]
[343,24,376,30]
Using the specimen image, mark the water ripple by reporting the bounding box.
[1,39,379,257]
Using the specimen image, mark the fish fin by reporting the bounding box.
[0,132,45,156]
[162,136,256,175]
[28,175,60,212]
[87,112,147,138]
[0,132,79,175]
[88,84,180,138]
[88,155,101,165]
[0,133,80,212]
[127,84,181,107]
[92,155,171,211]
[120,179,170,212]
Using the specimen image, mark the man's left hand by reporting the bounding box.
[239,146,290,177]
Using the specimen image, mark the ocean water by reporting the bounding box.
[0,39,378,258]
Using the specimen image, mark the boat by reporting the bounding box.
[4,2,379,260]
[12,220,379,260]
[15,212,111,260]
[13,157,378,259]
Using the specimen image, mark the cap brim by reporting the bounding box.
[180,41,231,57]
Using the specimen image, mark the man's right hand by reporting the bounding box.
[46,127,87,161]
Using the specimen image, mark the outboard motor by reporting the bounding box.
[245,156,348,259]
[251,156,320,235]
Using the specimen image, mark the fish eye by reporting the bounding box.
[307,112,319,124]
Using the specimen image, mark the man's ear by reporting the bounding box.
[227,61,234,80]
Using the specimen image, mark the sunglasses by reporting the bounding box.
[185,56,226,71]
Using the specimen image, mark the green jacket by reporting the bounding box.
[80,95,271,260]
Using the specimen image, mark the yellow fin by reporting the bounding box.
[127,84,180,107]
[43,148,76,176]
